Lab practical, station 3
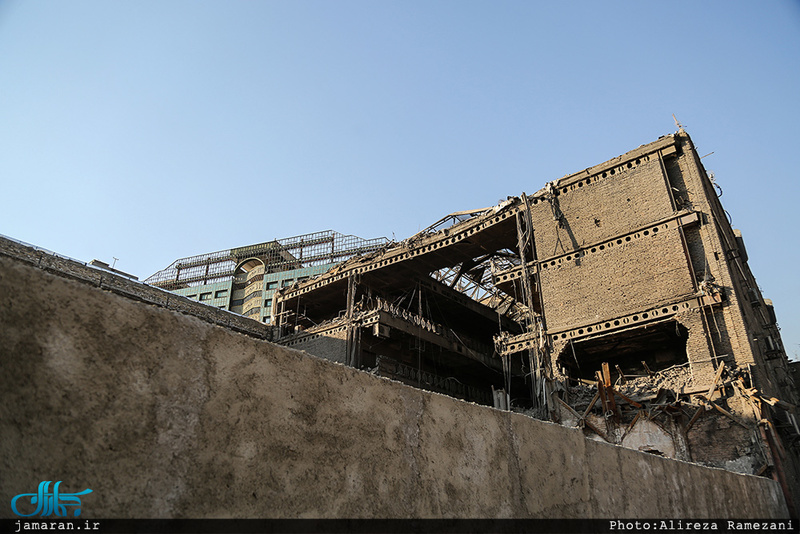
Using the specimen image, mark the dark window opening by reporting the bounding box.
[559,321,689,381]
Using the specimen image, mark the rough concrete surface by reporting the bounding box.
[0,251,789,518]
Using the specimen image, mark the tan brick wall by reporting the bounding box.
[529,156,674,259]
[540,229,695,332]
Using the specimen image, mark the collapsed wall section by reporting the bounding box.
[0,238,789,518]
[484,134,799,508]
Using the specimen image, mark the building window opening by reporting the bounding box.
[559,321,689,382]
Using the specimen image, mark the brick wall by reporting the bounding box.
[529,156,674,259]
[540,229,695,332]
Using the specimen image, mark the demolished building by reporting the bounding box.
[0,232,790,519]
[272,130,799,510]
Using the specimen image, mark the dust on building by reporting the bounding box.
[147,130,800,513]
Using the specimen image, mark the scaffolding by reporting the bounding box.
[145,230,389,291]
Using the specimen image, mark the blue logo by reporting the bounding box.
[11,481,92,517]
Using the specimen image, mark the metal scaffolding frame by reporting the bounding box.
[145,230,389,291]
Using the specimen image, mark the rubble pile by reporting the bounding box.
[617,364,694,401]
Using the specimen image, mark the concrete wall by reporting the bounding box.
[0,243,789,518]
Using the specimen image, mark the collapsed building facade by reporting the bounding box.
[272,131,799,509]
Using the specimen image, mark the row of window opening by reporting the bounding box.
[530,157,649,202]
[542,225,664,268]
[553,302,691,340]
[187,289,229,301]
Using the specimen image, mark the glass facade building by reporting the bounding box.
[145,230,388,324]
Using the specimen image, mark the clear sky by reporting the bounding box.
[1,1,798,359]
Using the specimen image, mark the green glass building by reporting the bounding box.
[145,230,388,324]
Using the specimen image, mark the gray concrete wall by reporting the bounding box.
[0,242,789,518]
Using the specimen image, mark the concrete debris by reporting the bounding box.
[616,365,694,401]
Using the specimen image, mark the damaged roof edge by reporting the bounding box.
[548,133,679,192]
[278,132,683,301]
[277,198,521,300]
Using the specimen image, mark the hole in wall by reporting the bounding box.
[558,321,689,381]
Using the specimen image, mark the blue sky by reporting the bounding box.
[1,1,798,358]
